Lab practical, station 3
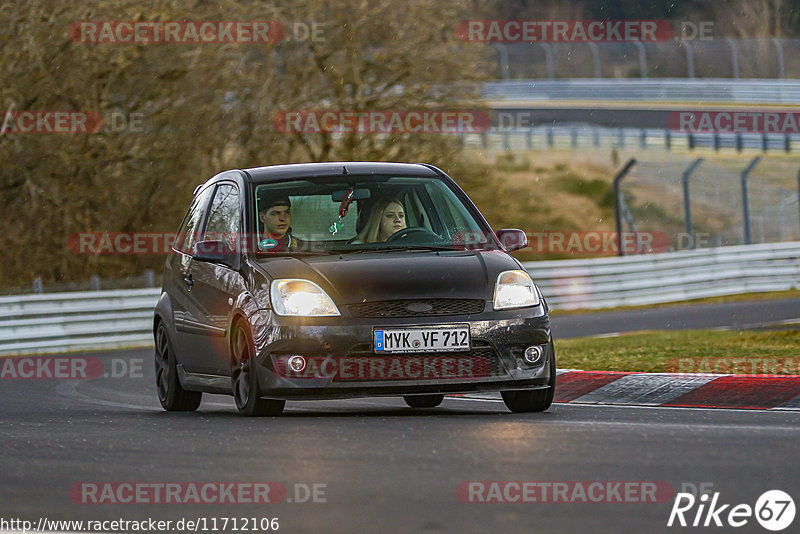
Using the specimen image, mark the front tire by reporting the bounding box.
[501,340,556,413]
[231,323,285,417]
[403,394,444,408]
[154,322,202,412]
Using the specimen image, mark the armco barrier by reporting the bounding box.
[0,288,159,356]
[1,241,798,356]
[524,241,800,310]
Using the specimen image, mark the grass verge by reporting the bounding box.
[556,329,800,374]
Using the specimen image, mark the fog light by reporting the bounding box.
[288,355,306,373]
[523,346,544,364]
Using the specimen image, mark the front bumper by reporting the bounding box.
[249,306,552,400]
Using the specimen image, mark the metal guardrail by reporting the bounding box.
[462,127,800,153]
[0,288,159,356]
[524,241,800,310]
[1,241,799,356]
[483,79,800,104]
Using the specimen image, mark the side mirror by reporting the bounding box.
[192,240,240,270]
[495,229,528,252]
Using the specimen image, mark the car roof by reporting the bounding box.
[243,162,441,183]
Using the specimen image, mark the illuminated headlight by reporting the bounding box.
[270,279,340,317]
[493,270,541,310]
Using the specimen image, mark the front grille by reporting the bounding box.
[347,299,484,318]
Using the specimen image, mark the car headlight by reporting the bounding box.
[270,279,341,316]
[493,270,541,310]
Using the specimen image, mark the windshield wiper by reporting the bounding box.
[327,244,459,253]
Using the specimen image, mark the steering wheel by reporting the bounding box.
[385,226,441,243]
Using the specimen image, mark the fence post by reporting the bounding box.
[682,158,704,248]
[683,40,695,78]
[772,37,785,79]
[491,43,510,80]
[741,156,761,244]
[634,42,648,78]
[539,43,555,79]
[726,38,740,79]
[613,158,638,256]
[587,42,601,78]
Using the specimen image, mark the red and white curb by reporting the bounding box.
[458,370,800,410]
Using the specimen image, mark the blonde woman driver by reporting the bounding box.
[352,197,407,243]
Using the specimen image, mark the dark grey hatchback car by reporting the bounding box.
[154,162,555,416]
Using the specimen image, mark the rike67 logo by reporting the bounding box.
[668,490,795,531]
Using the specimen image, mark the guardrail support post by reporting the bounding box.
[145,270,155,287]
[741,156,761,244]
[613,158,638,256]
[682,158,704,248]
[90,275,101,291]
[32,278,43,294]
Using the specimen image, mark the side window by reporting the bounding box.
[202,184,241,250]
[176,186,214,254]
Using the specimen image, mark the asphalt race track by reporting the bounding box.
[551,297,800,339]
[2,298,800,534]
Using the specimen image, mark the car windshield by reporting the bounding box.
[253,175,495,254]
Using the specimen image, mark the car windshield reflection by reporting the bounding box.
[253,175,495,254]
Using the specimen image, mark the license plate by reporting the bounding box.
[373,326,470,353]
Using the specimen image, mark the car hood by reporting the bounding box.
[253,250,522,304]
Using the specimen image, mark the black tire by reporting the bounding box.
[154,322,202,412]
[403,394,444,408]
[231,322,285,417]
[501,340,557,413]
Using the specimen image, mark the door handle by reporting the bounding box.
[183,274,194,288]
